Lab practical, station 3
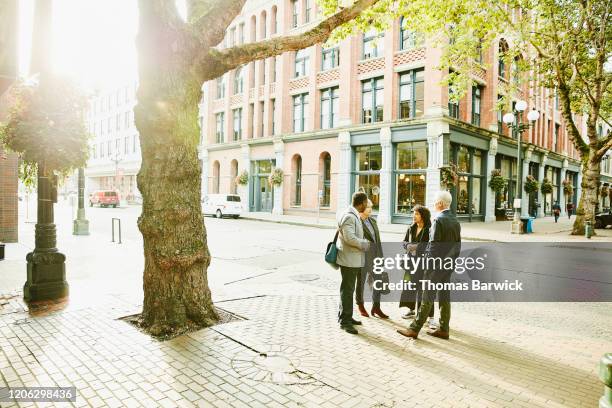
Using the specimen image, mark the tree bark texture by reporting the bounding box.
[572,147,602,236]
[136,0,216,336]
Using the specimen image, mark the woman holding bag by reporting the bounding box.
[399,205,436,329]
[355,199,388,319]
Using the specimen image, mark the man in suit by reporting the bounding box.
[336,191,370,334]
[397,190,461,340]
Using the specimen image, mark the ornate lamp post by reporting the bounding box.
[502,100,540,234]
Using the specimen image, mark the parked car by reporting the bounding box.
[89,190,119,208]
[595,211,612,229]
[203,194,242,218]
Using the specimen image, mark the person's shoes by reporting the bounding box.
[350,318,362,325]
[341,325,358,334]
[371,306,389,319]
[357,304,369,317]
[397,328,418,339]
[401,310,415,319]
[426,329,449,340]
[427,318,439,330]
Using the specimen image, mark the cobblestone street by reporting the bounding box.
[0,203,610,407]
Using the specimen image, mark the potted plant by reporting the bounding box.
[268,167,284,186]
[488,169,507,193]
[235,170,249,186]
[540,178,553,194]
[440,164,458,190]
[524,175,539,195]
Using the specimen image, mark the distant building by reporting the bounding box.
[85,83,141,203]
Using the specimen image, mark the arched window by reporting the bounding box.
[271,6,278,34]
[250,15,257,41]
[319,152,331,207]
[212,161,220,193]
[233,66,244,94]
[230,159,238,194]
[260,11,267,39]
[292,154,302,206]
[498,39,509,79]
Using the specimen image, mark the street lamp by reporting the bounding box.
[502,100,539,234]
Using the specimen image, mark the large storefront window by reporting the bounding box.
[452,145,485,217]
[394,141,428,215]
[354,145,382,211]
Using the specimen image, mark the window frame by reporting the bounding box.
[320,86,339,129]
[232,108,242,141]
[292,93,309,132]
[294,49,309,78]
[361,76,384,124]
[215,112,225,143]
[471,85,482,126]
[398,69,425,119]
[321,46,340,71]
[362,29,384,59]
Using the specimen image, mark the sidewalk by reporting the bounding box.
[241,211,612,242]
[1,204,610,407]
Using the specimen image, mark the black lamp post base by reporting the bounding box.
[24,251,69,302]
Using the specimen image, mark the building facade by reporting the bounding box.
[0,0,19,243]
[198,0,611,223]
[85,83,142,203]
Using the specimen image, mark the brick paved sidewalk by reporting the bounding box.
[1,282,610,407]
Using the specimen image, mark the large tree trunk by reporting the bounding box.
[572,149,601,236]
[135,0,217,336]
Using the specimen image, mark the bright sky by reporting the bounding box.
[18,0,187,91]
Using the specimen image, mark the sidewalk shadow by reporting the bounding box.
[356,323,597,407]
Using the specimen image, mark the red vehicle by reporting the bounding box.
[89,190,119,208]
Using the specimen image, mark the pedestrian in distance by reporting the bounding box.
[336,192,371,335]
[397,190,461,340]
[399,205,437,329]
[552,201,561,223]
[566,202,574,219]
[355,199,388,319]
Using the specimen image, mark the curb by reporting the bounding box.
[240,215,499,242]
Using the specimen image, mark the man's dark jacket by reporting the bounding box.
[425,209,461,275]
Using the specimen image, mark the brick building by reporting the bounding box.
[197,0,611,223]
[0,0,19,243]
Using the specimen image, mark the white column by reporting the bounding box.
[377,126,392,224]
[521,148,532,217]
[559,159,568,217]
[337,130,352,212]
[425,120,449,210]
[272,138,284,215]
[199,147,209,198]
[484,137,498,222]
[538,154,547,218]
[239,143,251,212]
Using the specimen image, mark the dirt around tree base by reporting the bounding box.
[119,307,245,341]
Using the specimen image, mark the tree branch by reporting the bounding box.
[595,133,612,160]
[201,0,380,81]
[190,0,246,49]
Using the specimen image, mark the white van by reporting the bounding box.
[203,194,242,218]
